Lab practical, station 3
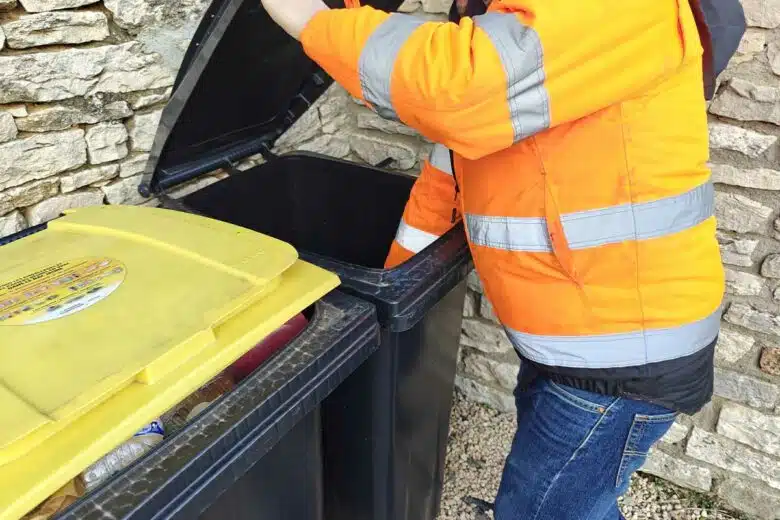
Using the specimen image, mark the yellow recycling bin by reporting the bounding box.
[0,204,339,520]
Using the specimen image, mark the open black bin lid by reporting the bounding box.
[141,0,404,196]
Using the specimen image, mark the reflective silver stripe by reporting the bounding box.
[395,219,439,253]
[506,308,721,368]
[358,14,424,122]
[474,13,551,142]
[468,214,549,252]
[467,181,714,252]
[429,144,453,176]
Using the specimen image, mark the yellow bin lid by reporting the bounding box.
[0,204,339,520]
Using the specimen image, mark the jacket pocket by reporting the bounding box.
[532,135,583,287]
[615,412,678,492]
[543,176,581,285]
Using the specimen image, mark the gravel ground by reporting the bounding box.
[437,395,751,520]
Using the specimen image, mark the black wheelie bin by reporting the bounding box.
[0,204,380,520]
[139,1,473,520]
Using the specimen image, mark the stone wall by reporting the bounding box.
[1,0,779,518]
[0,0,213,232]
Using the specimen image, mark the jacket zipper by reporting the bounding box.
[450,149,460,223]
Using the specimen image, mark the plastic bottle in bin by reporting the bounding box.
[229,313,308,382]
[81,420,165,490]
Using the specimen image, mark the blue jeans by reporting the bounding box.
[494,375,677,520]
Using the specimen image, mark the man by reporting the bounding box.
[261,0,745,518]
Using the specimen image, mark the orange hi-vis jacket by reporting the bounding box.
[300,0,743,411]
[385,144,460,267]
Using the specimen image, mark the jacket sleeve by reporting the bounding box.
[385,144,459,268]
[301,0,698,160]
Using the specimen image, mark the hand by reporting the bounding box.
[261,0,329,40]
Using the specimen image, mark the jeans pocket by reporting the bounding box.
[615,411,677,491]
[546,381,617,414]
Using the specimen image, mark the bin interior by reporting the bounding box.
[183,156,415,269]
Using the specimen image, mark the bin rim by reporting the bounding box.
[141,0,404,197]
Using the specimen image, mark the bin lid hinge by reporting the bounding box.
[257,142,278,162]
[221,157,242,176]
[220,142,277,174]
[219,142,273,177]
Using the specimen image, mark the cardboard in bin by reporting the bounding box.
[0,204,339,520]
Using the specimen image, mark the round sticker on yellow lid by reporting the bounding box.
[0,257,126,325]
